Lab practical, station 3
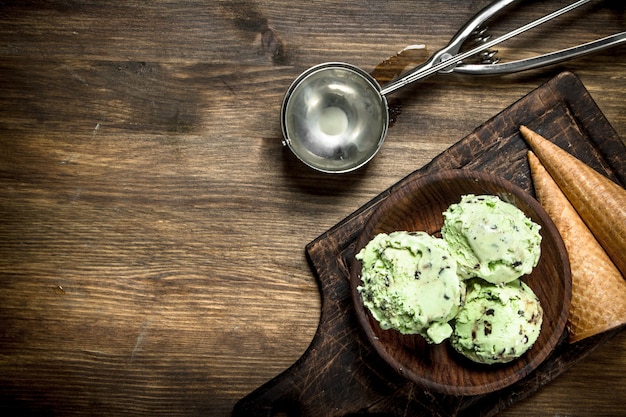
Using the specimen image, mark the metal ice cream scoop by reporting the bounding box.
[281,0,626,173]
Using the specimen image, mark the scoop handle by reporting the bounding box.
[452,31,626,75]
[380,0,593,96]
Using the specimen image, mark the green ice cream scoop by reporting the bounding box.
[451,279,543,365]
[441,194,541,284]
[356,231,465,344]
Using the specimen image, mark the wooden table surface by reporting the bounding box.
[1,1,624,416]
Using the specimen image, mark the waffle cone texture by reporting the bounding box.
[527,146,626,343]
[520,125,626,279]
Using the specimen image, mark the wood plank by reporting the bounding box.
[1,1,625,416]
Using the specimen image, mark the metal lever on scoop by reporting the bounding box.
[424,0,516,72]
[453,31,626,75]
[380,0,595,96]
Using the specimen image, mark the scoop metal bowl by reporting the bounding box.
[281,63,388,174]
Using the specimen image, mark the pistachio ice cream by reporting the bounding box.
[356,231,465,344]
[441,194,542,284]
[450,278,543,364]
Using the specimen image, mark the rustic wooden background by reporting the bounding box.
[0,1,624,416]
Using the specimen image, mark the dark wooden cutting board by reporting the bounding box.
[232,72,626,417]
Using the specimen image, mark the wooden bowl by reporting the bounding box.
[349,170,571,396]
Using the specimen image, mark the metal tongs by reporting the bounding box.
[381,0,626,95]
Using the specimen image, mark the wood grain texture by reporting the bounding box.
[0,1,625,416]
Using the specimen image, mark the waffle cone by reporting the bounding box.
[520,126,626,279]
[529,151,626,343]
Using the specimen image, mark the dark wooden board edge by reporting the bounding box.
[232,72,626,417]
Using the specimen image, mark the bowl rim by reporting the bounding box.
[349,169,572,395]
